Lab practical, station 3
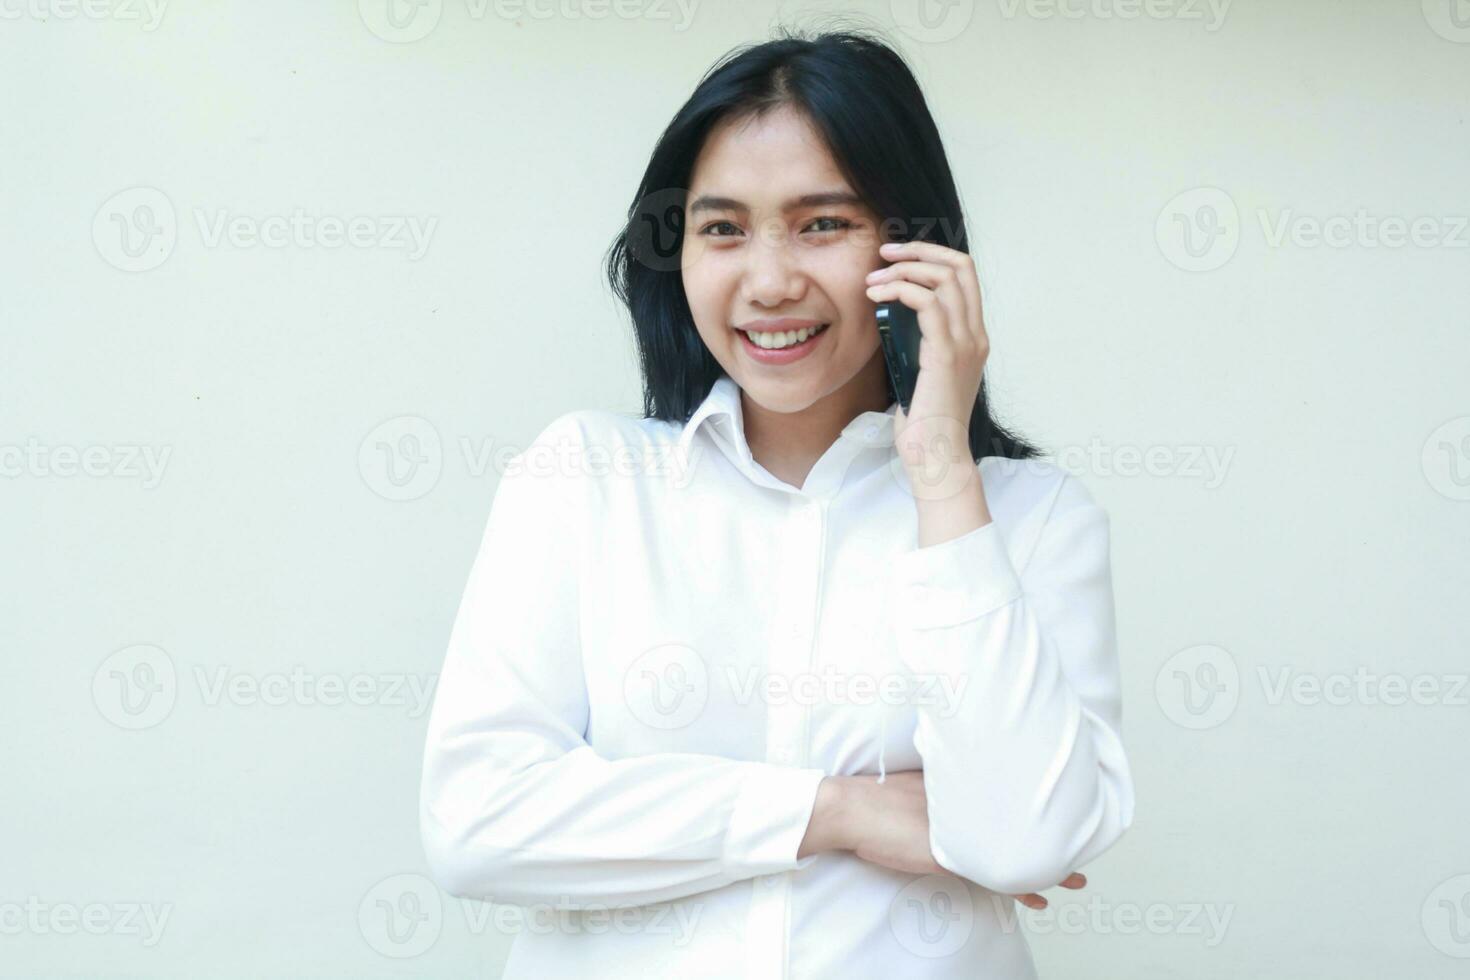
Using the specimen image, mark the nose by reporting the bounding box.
[740,220,807,308]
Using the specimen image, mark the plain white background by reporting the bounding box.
[2,0,1467,976]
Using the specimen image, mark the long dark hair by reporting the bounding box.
[603,25,1041,462]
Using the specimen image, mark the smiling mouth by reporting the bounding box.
[737,322,830,350]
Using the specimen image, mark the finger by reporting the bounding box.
[1059,873,1087,889]
[1012,893,1047,910]
[867,260,960,298]
[864,280,969,356]
[880,241,983,344]
[867,260,971,345]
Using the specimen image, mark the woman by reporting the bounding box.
[420,27,1134,979]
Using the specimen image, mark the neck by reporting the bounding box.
[742,351,891,487]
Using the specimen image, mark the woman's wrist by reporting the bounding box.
[797,776,857,858]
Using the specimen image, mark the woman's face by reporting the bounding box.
[680,105,889,415]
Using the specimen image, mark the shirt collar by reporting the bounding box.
[676,373,899,463]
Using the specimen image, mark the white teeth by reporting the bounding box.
[746,323,827,350]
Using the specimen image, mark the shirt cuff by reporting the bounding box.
[725,764,827,875]
[890,518,1023,631]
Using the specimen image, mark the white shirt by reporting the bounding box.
[419,372,1135,979]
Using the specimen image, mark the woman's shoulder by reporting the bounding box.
[513,410,680,496]
[976,455,1111,576]
[525,408,676,452]
[979,454,1107,524]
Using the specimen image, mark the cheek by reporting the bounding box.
[681,265,736,338]
[812,258,878,316]
[681,265,718,311]
[801,240,878,291]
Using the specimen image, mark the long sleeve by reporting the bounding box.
[418,413,827,909]
[889,468,1136,896]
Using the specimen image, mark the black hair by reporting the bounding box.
[603,24,1041,462]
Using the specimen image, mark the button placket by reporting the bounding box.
[784,497,824,771]
[745,497,826,980]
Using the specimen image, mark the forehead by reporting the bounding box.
[688,105,849,197]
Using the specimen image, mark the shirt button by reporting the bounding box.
[761,873,783,888]
[864,425,878,438]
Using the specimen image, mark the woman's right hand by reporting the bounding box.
[798,771,944,874]
[818,771,947,874]
[798,772,1087,904]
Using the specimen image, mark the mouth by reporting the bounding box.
[735,322,831,363]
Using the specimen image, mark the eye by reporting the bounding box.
[804,216,853,234]
[699,220,743,237]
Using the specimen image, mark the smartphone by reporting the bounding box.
[875,300,922,412]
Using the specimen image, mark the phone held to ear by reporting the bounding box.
[875,300,922,412]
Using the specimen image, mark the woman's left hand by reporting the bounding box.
[1011,872,1088,911]
[865,239,990,481]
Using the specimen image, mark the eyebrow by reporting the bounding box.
[686,190,865,214]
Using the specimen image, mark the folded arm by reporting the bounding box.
[419,414,827,909]
[889,468,1136,896]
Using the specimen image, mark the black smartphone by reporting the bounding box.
[875,300,922,412]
